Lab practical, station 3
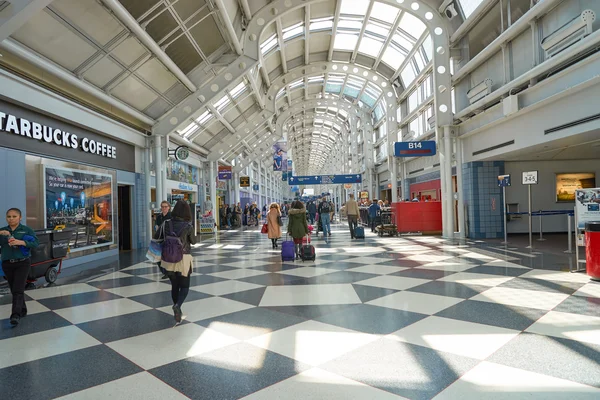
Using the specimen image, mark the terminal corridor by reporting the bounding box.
[2,225,600,400]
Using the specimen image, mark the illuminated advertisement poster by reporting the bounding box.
[575,188,600,229]
[44,166,113,251]
[166,159,199,185]
[273,142,288,171]
[556,173,596,202]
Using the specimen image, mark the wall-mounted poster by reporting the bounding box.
[166,159,199,184]
[44,166,114,251]
[556,173,596,202]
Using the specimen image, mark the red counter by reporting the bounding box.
[392,202,442,233]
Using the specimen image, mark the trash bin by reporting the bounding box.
[585,222,600,281]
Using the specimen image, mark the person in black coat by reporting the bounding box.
[155,201,171,279]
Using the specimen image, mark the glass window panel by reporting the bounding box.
[414,50,426,71]
[360,94,376,107]
[458,0,484,19]
[370,2,399,23]
[283,23,304,41]
[178,122,198,137]
[260,34,278,55]
[196,110,212,125]
[392,33,414,53]
[310,18,333,31]
[338,18,363,30]
[409,117,419,138]
[341,0,368,15]
[214,95,230,111]
[397,107,403,121]
[381,46,405,69]
[334,33,358,51]
[401,62,417,87]
[400,12,426,39]
[365,23,389,38]
[289,79,303,89]
[408,90,418,113]
[422,35,433,62]
[358,36,383,57]
[229,82,246,98]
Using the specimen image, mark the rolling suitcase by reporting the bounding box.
[354,226,365,239]
[300,235,316,261]
[281,235,296,261]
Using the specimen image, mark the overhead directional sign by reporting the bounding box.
[394,141,436,157]
[288,174,362,185]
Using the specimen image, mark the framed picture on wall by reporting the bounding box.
[555,173,596,202]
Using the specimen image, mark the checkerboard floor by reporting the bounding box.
[2,223,600,399]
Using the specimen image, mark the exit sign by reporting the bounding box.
[394,141,436,157]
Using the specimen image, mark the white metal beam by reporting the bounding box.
[373,10,403,70]
[304,4,310,64]
[213,0,243,55]
[327,0,342,61]
[206,104,236,133]
[351,1,374,63]
[275,18,288,74]
[0,0,53,41]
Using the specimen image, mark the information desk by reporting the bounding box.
[392,202,442,233]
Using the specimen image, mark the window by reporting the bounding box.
[422,35,433,62]
[283,22,304,41]
[310,17,333,32]
[260,34,278,55]
[408,90,418,113]
[358,36,383,57]
[370,2,399,23]
[399,12,426,39]
[334,33,359,51]
[229,82,246,99]
[458,0,484,19]
[400,63,417,87]
[381,46,406,69]
[340,0,369,16]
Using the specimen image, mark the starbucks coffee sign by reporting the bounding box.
[174,146,189,161]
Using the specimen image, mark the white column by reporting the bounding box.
[442,126,454,237]
[391,158,399,203]
[162,135,169,204]
[209,161,218,222]
[144,147,153,239]
[455,135,466,238]
[153,137,163,203]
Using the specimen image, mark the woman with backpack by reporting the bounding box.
[155,200,196,324]
[287,200,308,259]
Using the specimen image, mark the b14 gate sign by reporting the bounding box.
[394,141,436,157]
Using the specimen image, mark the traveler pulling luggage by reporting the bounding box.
[300,234,316,261]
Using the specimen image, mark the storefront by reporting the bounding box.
[0,97,141,268]
[165,180,198,205]
[164,158,199,205]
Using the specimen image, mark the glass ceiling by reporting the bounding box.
[457,0,485,19]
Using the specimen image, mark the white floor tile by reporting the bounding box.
[276,266,339,278]
[121,262,156,271]
[0,300,50,319]
[573,282,600,298]
[207,269,269,280]
[483,260,530,269]
[25,283,99,300]
[416,261,477,272]
[54,298,151,324]
[471,287,569,311]
[354,276,430,291]
[388,316,520,360]
[259,284,362,307]
[346,257,393,265]
[223,260,272,269]
[526,311,600,346]
[433,361,600,400]
[518,270,591,284]
[157,297,254,322]
[56,372,190,400]
[367,291,464,315]
[401,254,454,263]
[190,280,264,296]
[242,368,407,400]
[346,265,408,275]
[0,325,100,369]
[438,272,515,287]
[107,323,239,370]
[458,252,498,261]
[104,282,172,297]
[88,271,136,282]
[247,320,379,366]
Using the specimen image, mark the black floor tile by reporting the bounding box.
[304,271,379,284]
[150,343,308,400]
[264,304,357,320]
[553,296,600,318]
[120,266,160,276]
[188,274,228,287]
[194,265,239,274]
[488,332,600,388]
[408,281,490,299]
[237,273,309,286]
[315,304,427,335]
[352,284,399,303]
[499,277,585,295]
[463,265,529,277]
[390,269,457,280]
[322,338,480,400]
[87,276,153,289]
[220,287,267,306]
[435,300,548,331]
[0,345,142,400]
[0,312,71,340]
[37,290,123,310]
[376,259,430,268]
[76,309,185,343]
[129,289,212,309]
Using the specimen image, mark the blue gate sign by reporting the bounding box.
[394,141,436,157]
[289,174,362,185]
[497,174,511,187]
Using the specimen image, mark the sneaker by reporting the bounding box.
[10,314,20,326]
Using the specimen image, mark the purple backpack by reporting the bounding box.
[162,220,188,263]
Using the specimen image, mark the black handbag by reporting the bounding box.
[277,215,283,226]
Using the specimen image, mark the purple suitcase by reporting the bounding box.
[281,237,296,261]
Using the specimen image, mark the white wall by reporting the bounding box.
[504,159,600,233]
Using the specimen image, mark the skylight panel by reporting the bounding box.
[338,18,363,31]
[400,12,426,39]
[340,0,368,15]
[178,122,199,138]
[400,62,417,87]
[310,17,333,32]
[196,110,212,125]
[214,94,230,111]
[308,75,324,83]
[392,33,414,53]
[334,33,358,51]
[422,35,433,62]
[370,2,399,23]
[283,22,304,41]
[365,23,389,38]
[414,50,426,72]
[381,46,406,69]
[260,34,278,55]
[229,82,246,98]
[458,0,483,19]
[358,36,383,57]
[289,79,303,89]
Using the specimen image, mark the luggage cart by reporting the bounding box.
[25,229,73,288]
[376,208,398,237]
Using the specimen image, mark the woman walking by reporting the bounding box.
[155,200,196,324]
[287,200,308,259]
[267,203,282,248]
[0,208,39,326]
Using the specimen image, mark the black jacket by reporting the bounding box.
[155,212,171,230]
[155,217,196,254]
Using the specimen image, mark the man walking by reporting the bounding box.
[345,194,360,239]
[307,201,317,224]
[368,199,380,233]
[317,198,332,238]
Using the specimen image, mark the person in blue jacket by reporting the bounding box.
[0,208,39,326]
[368,199,380,232]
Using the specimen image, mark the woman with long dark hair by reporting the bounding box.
[0,208,39,326]
[155,200,196,324]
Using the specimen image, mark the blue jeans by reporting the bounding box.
[321,213,331,236]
